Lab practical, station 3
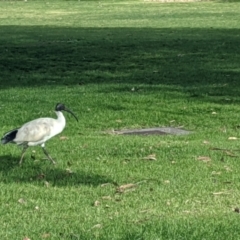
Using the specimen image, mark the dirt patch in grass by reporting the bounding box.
[113,128,192,136]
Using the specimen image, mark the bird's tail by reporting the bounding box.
[1,128,19,144]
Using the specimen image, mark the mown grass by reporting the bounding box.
[0,1,240,239]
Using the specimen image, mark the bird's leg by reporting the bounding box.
[42,147,56,165]
[41,144,56,165]
[19,145,28,165]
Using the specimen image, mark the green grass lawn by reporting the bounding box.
[1,0,240,239]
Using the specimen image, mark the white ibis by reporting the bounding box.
[1,103,78,165]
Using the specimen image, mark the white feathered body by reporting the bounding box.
[7,111,66,146]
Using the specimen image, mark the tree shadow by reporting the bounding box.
[0,155,20,168]
[0,26,240,102]
[0,155,116,187]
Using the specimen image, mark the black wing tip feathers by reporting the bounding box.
[1,129,19,144]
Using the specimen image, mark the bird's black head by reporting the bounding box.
[55,103,78,122]
[55,103,65,111]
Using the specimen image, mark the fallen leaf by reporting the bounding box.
[197,156,211,162]
[93,200,100,207]
[118,183,136,189]
[66,168,73,174]
[23,237,31,240]
[143,154,157,161]
[139,209,151,213]
[101,196,112,200]
[59,136,68,140]
[228,137,238,140]
[212,112,217,115]
[211,147,240,155]
[18,198,26,204]
[100,183,111,187]
[164,180,170,184]
[203,140,210,144]
[91,224,102,229]
[116,183,136,193]
[213,191,229,195]
[44,181,50,187]
[42,233,51,238]
[224,151,237,157]
[224,166,232,172]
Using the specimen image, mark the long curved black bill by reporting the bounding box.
[64,107,78,122]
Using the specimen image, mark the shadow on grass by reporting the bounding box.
[54,216,240,240]
[0,155,115,187]
[0,155,20,165]
[0,26,240,100]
